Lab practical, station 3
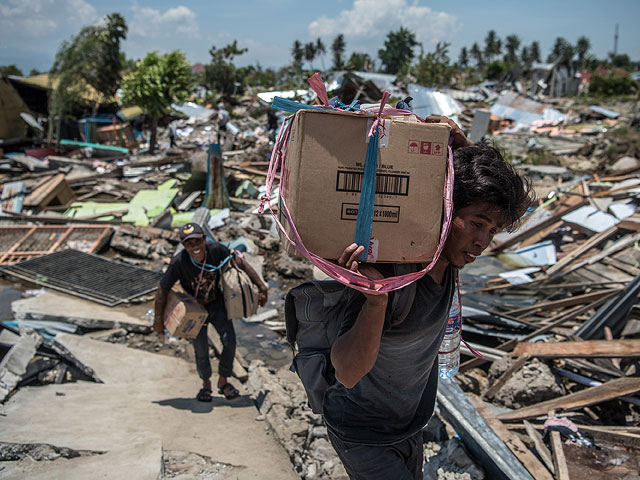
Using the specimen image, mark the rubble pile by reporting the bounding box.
[1,76,639,479]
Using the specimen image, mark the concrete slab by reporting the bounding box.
[11,291,152,332]
[0,328,20,346]
[0,440,163,480]
[0,333,298,480]
[0,329,41,401]
[54,332,189,384]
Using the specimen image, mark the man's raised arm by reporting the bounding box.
[330,244,388,389]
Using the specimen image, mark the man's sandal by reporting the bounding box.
[196,388,213,402]
[218,382,239,400]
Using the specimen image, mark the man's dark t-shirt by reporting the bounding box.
[323,265,456,446]
[159,241,230,305]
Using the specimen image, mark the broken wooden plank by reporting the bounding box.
[577,425,640,449]
[548,411,571,480]
[460,295,616,373]
[561,232,640,278]
[490,199,587,253]
[503,288,622,316]
[513,339,640,358]
[23,173,75,208]
[519,221,564,249]
[469,396,554,480]
[484,354,531,400]
[225,164,275,178]
[618,214,640,232]
[545,226,618,276]
[437,378,535,480]
[523,420,555,475]
[498,376,640,421]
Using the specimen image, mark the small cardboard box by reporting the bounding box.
[163,290,208,339]
[280,109,450,263]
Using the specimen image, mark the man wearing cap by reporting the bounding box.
[153,223,268,401]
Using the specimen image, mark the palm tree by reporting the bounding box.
[504,34,521,64]
[458,47,469,68]
[291,40,304,74]
[470,42,484,68]
[332,34,346,69]
[304,42,317,71]
[547,37,574,63]
[484,30,501,62]
[530,41,541,63]
[576,36,591,67]
[315,38,326,71]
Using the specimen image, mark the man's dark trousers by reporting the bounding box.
[327,430,424,480]
[192,295,235,379]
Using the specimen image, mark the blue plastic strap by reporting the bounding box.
[353,125,379,261]
[271,97,326,114]
[189,253,232,272]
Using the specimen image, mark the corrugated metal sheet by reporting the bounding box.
[490,92,566,125]
[406,84,464,119]
[1,181,26,214]
[171,102,214,122]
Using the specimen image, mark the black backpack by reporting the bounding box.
[284,264,418,414]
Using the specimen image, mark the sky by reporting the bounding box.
[1,0,639,75]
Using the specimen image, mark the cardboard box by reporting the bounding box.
[280,109,450,263]
[163,290,208,339]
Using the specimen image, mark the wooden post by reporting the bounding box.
[206,143,230,209]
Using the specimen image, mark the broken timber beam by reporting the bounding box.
[561,232,640,278]
[545,226,618,277]
[490,200,587,253]
[497,376,640,421]
[484,354,531,400]
[513,339,640,358]
[436,378,535,480]
[503,288,622,317]
[460,295,615,372]
[523,420,555,474]
[548,410,571,480]
[468,395,554,480]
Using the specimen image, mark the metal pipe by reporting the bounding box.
[554,367,640,408]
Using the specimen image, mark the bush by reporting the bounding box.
[486,61,506,81]
[589,74,638,97]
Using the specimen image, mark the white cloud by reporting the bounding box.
[0,0,97,43]
[129,5,200,40]
[309,0,458,56]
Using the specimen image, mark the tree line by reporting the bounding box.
[2,14,638,153]
[290,29,638,88]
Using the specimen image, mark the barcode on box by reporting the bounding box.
[336,171,409,196]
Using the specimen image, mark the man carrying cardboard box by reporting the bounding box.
[322,132,535,479]
[153,223,268,401]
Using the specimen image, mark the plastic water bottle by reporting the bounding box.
[438,291,461,378]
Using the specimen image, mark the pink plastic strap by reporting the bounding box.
[437,339,483,358]
[462,337,484,358]
[308,72,330,107]
[260,144,454,294]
